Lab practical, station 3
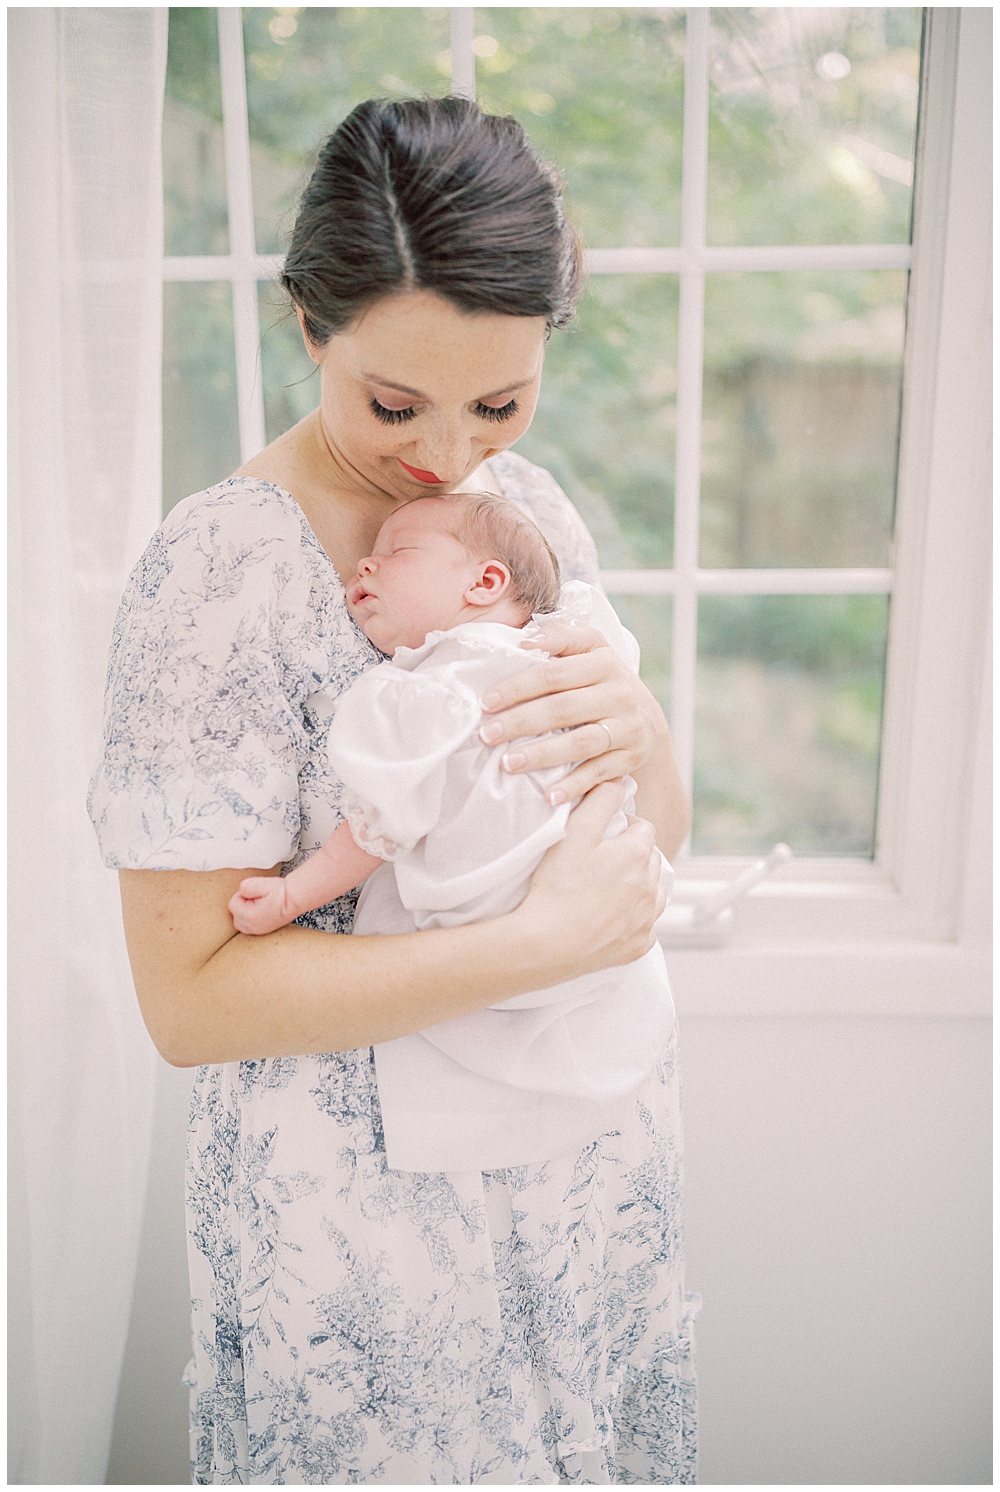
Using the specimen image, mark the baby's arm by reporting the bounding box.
[229,821,382,935]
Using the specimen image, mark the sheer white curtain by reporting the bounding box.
[8,9,168,1483]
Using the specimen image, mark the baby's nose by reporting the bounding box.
[358,554,377,575]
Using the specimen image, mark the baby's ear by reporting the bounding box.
[465,561,511,607]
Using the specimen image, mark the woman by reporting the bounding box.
[90,97,698,1484]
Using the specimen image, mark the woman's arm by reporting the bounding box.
[120,781,666,1068]
[229,821,382,935]
[478,622,691,859]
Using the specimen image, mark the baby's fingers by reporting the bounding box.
[235,876,273,902]
[230,899,282,936]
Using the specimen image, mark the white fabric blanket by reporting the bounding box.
[329,581,676,1172]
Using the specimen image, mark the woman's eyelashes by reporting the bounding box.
[369,395,520,426]
[475,397,519,423]
[370,397,417,426]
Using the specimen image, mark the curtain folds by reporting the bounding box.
[8,9,168,1483]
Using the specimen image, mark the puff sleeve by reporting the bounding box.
[87,481,374,871]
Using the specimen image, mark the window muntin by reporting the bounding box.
[160,6,928,874]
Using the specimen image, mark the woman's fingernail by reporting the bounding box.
[479,720,503,744]
[548,789,566,806]
[481,691,501,710]
[502,751,526,772]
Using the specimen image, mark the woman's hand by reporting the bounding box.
[478,621,691,858]
[513,779,669,979]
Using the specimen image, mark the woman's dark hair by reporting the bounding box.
[280,96,583,345]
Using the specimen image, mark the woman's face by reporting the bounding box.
[300,289,548,502]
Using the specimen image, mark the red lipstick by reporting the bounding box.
[398,459,443,484]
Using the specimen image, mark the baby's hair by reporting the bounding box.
[446,492,561,619]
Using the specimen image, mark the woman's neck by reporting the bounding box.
[236,411,408,584]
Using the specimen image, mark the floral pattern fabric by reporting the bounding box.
[90,452,698,1483]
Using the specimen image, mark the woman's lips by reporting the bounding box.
[398,459,443,484]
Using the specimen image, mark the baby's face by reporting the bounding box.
[346,500,482,654]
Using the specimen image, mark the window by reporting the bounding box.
[161,9,990,994]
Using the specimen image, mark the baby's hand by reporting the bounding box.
[229,876,291,935]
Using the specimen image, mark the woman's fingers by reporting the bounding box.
[481,668,645,752]
[545,750,634,805]
[485,678,629,744]
[558,777,629,844]
[521,621,610,658]
[479,649,655,772]
[480,649,611,718]
[525,799,664,970]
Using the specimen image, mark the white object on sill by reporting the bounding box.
[657,843,794,949]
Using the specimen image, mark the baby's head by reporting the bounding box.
[347,493,560,654]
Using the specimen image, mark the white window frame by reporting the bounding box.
[161,8,991,1014]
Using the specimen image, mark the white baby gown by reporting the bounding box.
[330,582,677,1173]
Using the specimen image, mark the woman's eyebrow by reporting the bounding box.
[362,375,534,401]
[363,375,426,398]
[477,380,532,401]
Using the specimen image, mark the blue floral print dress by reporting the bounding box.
[88,451,699,1485]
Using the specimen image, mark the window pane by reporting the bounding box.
[163,282,240,514]
[515,275,678,568]
[164,9,228,255]
[259,280,320,444]
[701,270,906,569]
[608,595,672,725]
[476,8,685,249]
[694,594,888,856]
[243,7,450,255]
[708,8,922,247]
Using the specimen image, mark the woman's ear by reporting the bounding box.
[464,562,511,607]
[295,305,324,365]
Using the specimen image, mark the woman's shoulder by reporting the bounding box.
[162,476,322,554]
[128,476,337,614]
[487,450,600,585]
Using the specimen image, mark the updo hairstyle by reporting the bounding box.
[280,96,583,345]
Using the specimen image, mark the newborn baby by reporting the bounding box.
[230,492,675,1172]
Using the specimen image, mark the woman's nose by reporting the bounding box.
[411,423,478,482]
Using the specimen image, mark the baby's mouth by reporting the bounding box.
[348,580,376,608]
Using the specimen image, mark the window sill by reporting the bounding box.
[663,939,990,1018]
[668,861,966,946]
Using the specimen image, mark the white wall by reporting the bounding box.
[682,1015,991,1486]
[105,1012,991,1485]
